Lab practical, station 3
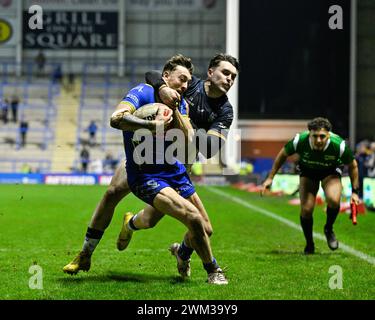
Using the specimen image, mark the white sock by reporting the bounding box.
[127,214,139,231]
[82,237,100,255]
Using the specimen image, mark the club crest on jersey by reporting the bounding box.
[208,112,217,122]
[303,152,310,159]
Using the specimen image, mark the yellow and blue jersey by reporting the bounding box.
[121,83,188,187]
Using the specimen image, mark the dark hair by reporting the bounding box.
[208,53,240,72]
[163,54,194,75]
[307,117,332,131]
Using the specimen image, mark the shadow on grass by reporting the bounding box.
[267,249,340,256]
[57,271,188,285]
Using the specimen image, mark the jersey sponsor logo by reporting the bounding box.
[217,122,227,130]
[126,94,139,105]
[176,183,193,194]
[324,155,336,161]
[304,160,331,167]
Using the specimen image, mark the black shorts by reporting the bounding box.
[297,165,343,181]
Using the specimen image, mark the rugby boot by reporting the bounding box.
[207,268,228,285]
[324,226,339,251]
[63,251,91,275]
[304,242,315,255]
[117,212,134,251]
[169,242,191,278]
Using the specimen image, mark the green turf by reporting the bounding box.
[0,184,374,300]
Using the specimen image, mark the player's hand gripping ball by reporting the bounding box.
[133,103,173,130]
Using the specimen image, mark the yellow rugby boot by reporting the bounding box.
[116,212,134,251]
[63,251,91,275]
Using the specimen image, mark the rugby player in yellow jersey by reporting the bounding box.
[261,117,360,254]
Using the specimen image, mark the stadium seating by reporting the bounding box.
[0,63,61,173]
[0,59,210,174]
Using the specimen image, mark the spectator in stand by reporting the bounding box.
[52,64,63,84]
[103,152,118,173]
[35,50,46,76]
[19,120,29,148]
[67,72,75,92]
[21,163,32,174]
[365,142,375,178]
[355,141,370,198]
[91,158,104,174]
[10,95,20,123]
[86,120,98,146]
[1,98,9,124]
[80,146,90,173]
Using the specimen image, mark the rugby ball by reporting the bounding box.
[133,103,173,122]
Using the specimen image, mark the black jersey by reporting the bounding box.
[184,76,233,140]
[145,71,234,140]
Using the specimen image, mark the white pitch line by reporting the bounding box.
[207,187,375,266]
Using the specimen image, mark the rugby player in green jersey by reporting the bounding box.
[261,117,360,254]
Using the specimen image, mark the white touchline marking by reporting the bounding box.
[208,187,375,266]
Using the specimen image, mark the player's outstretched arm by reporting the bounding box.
[348,159,360,205]
[261,148,289,196]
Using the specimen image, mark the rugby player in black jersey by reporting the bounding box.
[63,53,240,278]
[146,53,238,160]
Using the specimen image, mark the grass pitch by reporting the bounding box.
[0,184,374,300]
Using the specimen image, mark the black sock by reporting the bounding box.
[300,216,314,245]
[86,227,104,240]
[325,206,340,231]
[203,257,220,274]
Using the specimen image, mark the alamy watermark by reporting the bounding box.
[130,127,242,175]
[28,5,43,30]
[328,265,343,290]
[328,5,343,30]
[29,264,43,290]
[27,4,343,32]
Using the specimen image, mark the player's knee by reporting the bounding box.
[105,184,127,202]
[205,224,213,237]
[187,213,205,235]
[301,203,314,214]
[326,199,340,209]
[300,207,313,218]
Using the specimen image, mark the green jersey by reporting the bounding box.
[284,131,354,171]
